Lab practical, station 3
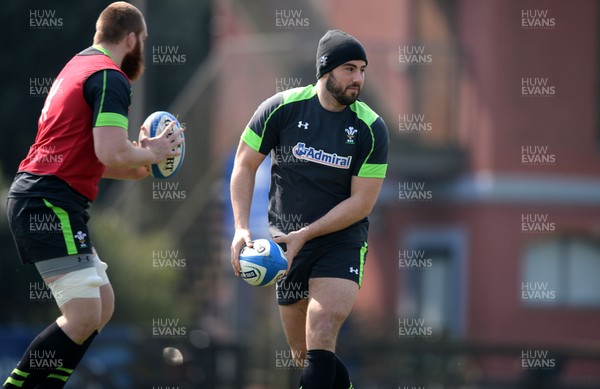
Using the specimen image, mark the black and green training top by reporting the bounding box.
[242,85,389,245]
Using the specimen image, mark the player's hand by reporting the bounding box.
[137,124,150,146]
[273,228,309,273]
[231,228,252,276]
[139,122,185,164]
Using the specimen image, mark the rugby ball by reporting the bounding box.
[141,111,185,179]
[239,239,287,287]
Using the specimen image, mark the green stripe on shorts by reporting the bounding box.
[359,241,368,287]
[42,198,77,255]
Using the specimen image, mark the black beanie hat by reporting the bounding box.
[315,30,368,79]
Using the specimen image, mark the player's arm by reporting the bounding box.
[274,176,384,261]
[230,93,283,274]
[102,162,149,180]
[83,69,183,178]
[94,123,182,170]
[230,140,267,275]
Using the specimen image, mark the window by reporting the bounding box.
[398,228,468,337]
[522,236,600,307]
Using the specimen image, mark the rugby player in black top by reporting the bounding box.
[231,30,389,389]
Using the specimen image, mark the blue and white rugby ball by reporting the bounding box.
[142,111,185,179]
[239,239,287,287]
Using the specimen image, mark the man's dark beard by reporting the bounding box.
[325,72,361,106]
[121,36,144,81]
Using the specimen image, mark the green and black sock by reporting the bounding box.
[2,322,96,388]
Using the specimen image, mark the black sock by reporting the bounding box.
[299,349,336,389]
[38,328,97,389]
[332,355,353,389]
[2,322,97,389]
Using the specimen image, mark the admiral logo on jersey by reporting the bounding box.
[292,142,352,169]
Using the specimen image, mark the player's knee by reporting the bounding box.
[48,267,106,341]
[308,305,346,338]
[78,311,102,334]
[63,301,101,344]
[310,302,347,326]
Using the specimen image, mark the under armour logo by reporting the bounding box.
[298,121,309,129]
[349,267,359,275]
[77,255,91,262]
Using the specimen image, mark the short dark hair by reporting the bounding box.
[94,2,144,44]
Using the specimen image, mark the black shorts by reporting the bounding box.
[6,196,94,264]
[276,239,368,305]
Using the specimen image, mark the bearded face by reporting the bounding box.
[324,69,362,106]
[121,34,144,81]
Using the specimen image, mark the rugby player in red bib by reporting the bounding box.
[4,3,183,388]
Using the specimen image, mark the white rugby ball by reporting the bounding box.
[239,239,287,287]
[141,111,185,179]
